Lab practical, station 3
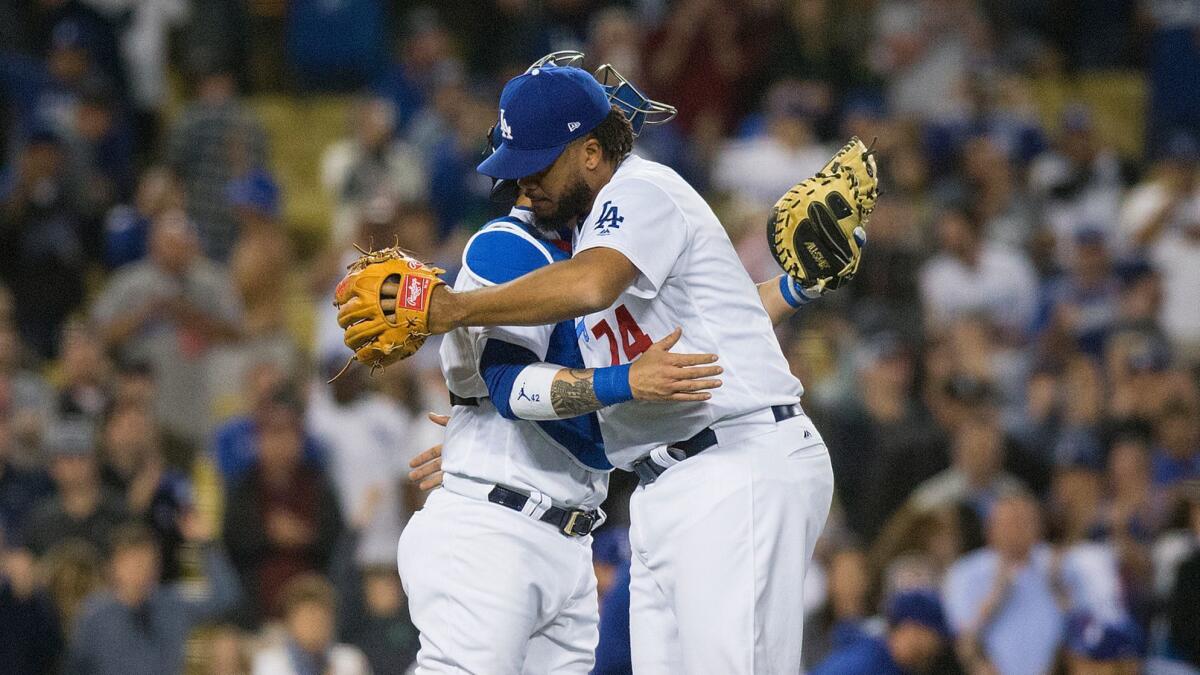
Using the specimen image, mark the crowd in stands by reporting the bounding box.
[1,0,1200,673]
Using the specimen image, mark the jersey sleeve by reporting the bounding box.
[462,228,556,357]
[574,177,688,299]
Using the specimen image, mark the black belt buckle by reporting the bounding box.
[562,509,596,537]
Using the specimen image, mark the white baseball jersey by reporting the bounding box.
[439,207,609,509]
[572,154,803,468]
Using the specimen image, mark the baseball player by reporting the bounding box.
[340,64,853,672]
[394,57,833,674]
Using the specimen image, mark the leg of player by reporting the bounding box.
[398,489,598,674]
[627,414,835,674]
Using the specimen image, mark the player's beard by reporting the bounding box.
[531,176,594,235]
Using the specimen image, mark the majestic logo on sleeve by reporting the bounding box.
[398,275,433,311]
[593,201,624,236]
[499,109,513,140]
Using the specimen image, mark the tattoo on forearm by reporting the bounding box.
[550,368,602,417]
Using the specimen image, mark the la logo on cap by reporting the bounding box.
[500,109,513,140]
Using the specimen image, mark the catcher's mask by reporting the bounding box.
[485,51,677,203]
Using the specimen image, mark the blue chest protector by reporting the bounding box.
[468,215,611,471]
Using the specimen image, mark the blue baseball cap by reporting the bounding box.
[477,64,612,180]
[227,168,280,219]
[886,589,949,637]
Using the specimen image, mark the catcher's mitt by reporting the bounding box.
[333,246,445,374]
[767,136,878,292]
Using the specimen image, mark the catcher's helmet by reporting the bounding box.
[483,51,677,202]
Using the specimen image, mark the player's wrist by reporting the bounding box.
[779,275,821,309]
[427,285,458,334]
[593,364,634,406]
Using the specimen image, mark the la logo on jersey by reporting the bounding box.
[593,201,623,236]
[499,109,513,140]
[399,275,433,311]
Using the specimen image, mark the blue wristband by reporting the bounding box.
[779,275,810,309]
[593,363,634,406]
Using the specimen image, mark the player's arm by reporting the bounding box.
[481,327,721,421]
[426,247,635,333]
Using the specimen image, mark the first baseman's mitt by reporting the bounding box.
[333,246,445,373]
[767,136,878,292]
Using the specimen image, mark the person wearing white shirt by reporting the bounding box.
[919,205,1039,340]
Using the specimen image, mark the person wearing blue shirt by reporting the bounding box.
[811,589,949,675]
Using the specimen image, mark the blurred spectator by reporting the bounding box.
[92,210,242,444]
[0,530,62,674]
[211,376,324,485]
[165,62,268,261]
[1148,197,1200,365]
[1034,229,1121,357]
[320,97,427,247]
[251,574,370,675]
[103,166,183,269]
[944,491,1126,675]
[644,0,750,141]
[22,418,127,557]
[225,168,293,339]
[1151,400,1200,488]
[307,360,412,568]
[811,588,949,675]
[909,409,1025,519]
[1028,106,1127,259]
[99,403,191,580]
[805,546,874,666]
[223,398,342,624]
[371,7,459,136]
[870,0,988,121]
[826,334,946,539]
[713,79,831,210]
[955,135,1037,248]
[0,129,89,358]
[15,3,125,94]
[919,204,1039,340]
[346,564,419,675]
[65,519,240,675]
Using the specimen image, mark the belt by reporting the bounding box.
[450,391,479,407]
[630,404,802,486]
[487,485,601,537]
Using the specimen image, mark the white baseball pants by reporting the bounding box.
[397,488,599,674]
[628,413,835,674]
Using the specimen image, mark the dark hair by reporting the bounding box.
[588,106,634,164]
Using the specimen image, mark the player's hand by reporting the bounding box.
[408,412,447,491]
[379,280,454,334]
[629,328,722,402]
